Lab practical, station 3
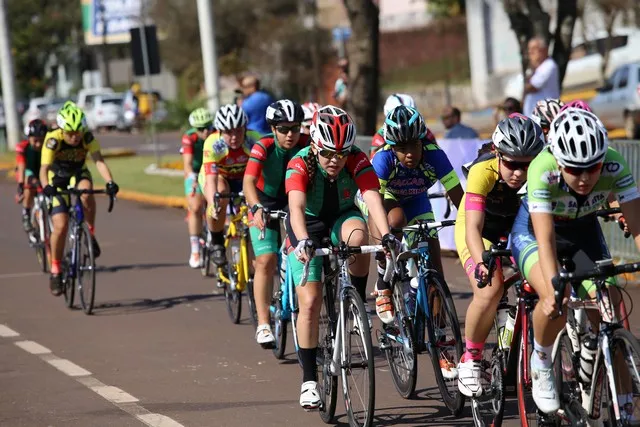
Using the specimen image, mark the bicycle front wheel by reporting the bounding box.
[246,278,258,329]
[318,279,338,424]
[200,233,211,277]
[425,272,465,416]
[223,263,242,324]
[62,223,76,309]
[31,206,48,272]
[553,329,588,426]
[341,287,375,427]
[77,222,96,315]
[270,287,287,359]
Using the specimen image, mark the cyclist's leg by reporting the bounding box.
[333,209,369,302]
[21,171,37,230]
[76,168,95,229]
[48,172,71,295]
[210,175,231,263]
[185,174,204,267]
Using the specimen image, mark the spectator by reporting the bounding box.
[522,37,560,117]
[333,58,349,108]
[238,75,274,135]
[493,97,522,127]
[441,106,479,139]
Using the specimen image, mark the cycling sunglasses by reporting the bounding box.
[317,148,349,160]
[196,124,214,132]
[499,153,531,172]
[562,162,603,176]
[275,125,301,134]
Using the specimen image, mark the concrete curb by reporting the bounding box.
[117,190,187,209]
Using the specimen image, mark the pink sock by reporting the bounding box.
[463,339,484,361]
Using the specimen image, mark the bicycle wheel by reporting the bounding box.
[270,293,287,359]
[517,310,548,427]
[77,223,96,315]
[342,287,375,427]
[318,279,338,424]
[62,224,76,309]
[471,347,506,427]
[200,232,211,277]
[31,207,48,272]
[246,278,259,329]
[224,262,242,324]
[424,272,465,416]
[553,330,588,426]
[382,279,417,399]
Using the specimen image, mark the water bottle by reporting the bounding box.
[496,297,510,349]
[499,306,516,350]
[579,333,598,384]
[230,236,241,265]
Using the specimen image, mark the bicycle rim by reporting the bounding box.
[341,287,375,427]
[62,225,76,309]
[32,208,47,272]
[77,223,96,315]
[606,328,640,426]
[224,263,242,324]
[246,278,258,329]
[517,316,545,427]
[472,347,506,427]
[318,281,337,424]
[271,296,287,360]
[383,280,417,399]
[553,331,587,426]
[425,273,464,416]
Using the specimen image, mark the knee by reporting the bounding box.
[255,254,277,273]
[298,290,322,318]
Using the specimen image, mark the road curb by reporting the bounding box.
[117,190,186,209]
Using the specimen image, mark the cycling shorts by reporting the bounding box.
[286,208,365,286]
[184,174,203,196]
[48,168,93,216]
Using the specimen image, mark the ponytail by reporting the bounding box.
[305,148,318,189]
[477,141,495,157]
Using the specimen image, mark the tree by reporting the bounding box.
[503,0,578,90]
[342,0,379,136]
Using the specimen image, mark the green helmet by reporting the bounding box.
[188,108,213,128]
[59,100,77,114]
[57,105,87,132]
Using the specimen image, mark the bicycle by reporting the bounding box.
[57,187,115,315]
[213,192,252,325]
[377,219,465,414]
[301,240,395,427]
[553,258,640,426]
[26,188,52,273]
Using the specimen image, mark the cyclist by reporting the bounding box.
[510,108,640,414]
[455,115,545,397]
[363,105,463,327]
[301,102,320,135]
[181,108,216,268]
[40,105,119,296]
[15,119,48,232]
[243,99,309,347]
[285,105,399,410]
[199,104,260,265]
[370,93,416,158]
[531,98,563,139]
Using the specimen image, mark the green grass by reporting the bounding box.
[382,53,471,92]
[0,150,15,164]
[87,155,184,198]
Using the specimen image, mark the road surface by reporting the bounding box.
[1,181,639,427]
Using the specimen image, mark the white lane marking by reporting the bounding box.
[0,272,43,279]
[0,324,19,337]
[15,340,51,354]
[47,357,92,377]
[90,385,139,403]
[3,323,185,426]
[137,414,186,427]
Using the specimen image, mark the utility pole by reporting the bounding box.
[0,0,20,151]
[100,0,112,87]
[138,0,159,165]
[196,0,220,113]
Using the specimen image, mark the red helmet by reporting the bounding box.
[310,106,356,152]
[560,99,592,113]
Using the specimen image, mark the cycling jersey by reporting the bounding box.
[41,129,100,178]
[370,128,385,158]
[15,140,41,175]
[245,133,310,206]
[180,128,206,173]
[198,131,260,189]
[372,138,459,201]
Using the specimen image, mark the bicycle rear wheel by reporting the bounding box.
[382,279,417,399]
[425,272,465,416]
[471,347,506,427]
[318,279,338,424]
[246,278,259,329]
[341,287,375,427]
[77,223,96,315]
[31,206,48,272]
[200,232,212,277]
[223,263,242,324]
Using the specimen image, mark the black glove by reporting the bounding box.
[17,182,24,195]
[43,185,56,197]
[381,233,401,253]
[106,181,119,196]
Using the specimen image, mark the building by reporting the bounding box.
[317,0,431,32]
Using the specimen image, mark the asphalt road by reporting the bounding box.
[2,180,640,427]
[97,131,182,157]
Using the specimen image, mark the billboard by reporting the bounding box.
[81,0,143,45]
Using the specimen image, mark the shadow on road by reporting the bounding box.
[93,293,219,316]
[96,262,186,273]
[143,399,298,413]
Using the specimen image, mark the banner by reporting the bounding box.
[81,0,142,45]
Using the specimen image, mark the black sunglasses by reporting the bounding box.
[499,153,531,171]
[196,125,214,132]
[317,148,349,160]
[275,125,301,134]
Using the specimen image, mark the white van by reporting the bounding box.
[76,87,114,111]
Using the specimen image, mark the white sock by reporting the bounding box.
[531,339,553,370]
[190,235,199,254]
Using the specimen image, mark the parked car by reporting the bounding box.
[590,62,640,139]
[86,93,125,132]
[76,87,114,111]
[22,97,50,128]
[44,98,68,128]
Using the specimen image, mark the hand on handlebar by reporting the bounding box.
[254,206,266,233]
[294,239,316,263]
[474,262,490,287]
[381,233,400,282]
[618,215,631,238]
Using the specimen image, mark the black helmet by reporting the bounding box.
[265,100,304,125]
[27,119,48,137]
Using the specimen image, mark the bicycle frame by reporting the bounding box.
[65,195,86,281]
[217,203,250,288]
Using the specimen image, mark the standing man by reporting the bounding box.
[333,58,349,108]
[522,37,560,117]
[441,106,479,139]
[239,75,274,136]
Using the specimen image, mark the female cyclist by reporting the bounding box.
[243,99,309,347]
[285,105,398,409]
[370,93,416,158]
[532,98,563,139]
[455,114,545,397]
[510,108,640,414]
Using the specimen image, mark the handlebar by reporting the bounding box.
[390,219,456,235]
[55,187,115,213]
[428,192,452,218]
[258,208,287,240]
[552,259,640,316]
[596,207,631,238]
[477,238,511,289]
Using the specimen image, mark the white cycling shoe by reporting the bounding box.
[531,365,560,414]
[300,381,321,411]
[188,252,200,269]
[256,324,275,348]
[457,358,483,397]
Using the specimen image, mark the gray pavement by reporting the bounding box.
[1,180,639,427]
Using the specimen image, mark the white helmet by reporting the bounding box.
[549,108,608,168]
[301,102,321,124]
[214,104,247,131]
[310,105,356,152]
[383,93,416,116]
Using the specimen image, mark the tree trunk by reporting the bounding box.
[552,0,577,89]
[342,0,379,135]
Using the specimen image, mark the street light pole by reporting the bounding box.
[0,0,20,151]
[196,0,220,113]
[100,0,112,87]
[138,1,159,166]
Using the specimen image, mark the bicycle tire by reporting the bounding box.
[77,222,96,315]
[318,279,338,424]
[471,347,506,427]
[247,278,259,329]
[553,330,589,426]
[341,287,375,427]
[383,279,417,399]
[224,262,242,324]
[424,272,465,416]
[200,233,211,277]
[271,295,287,360]
[31,207,48,273]
[517,310,546,427]
[62,220,76,309]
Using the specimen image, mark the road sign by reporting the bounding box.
[332,27,352,42]
[81,0,143,45]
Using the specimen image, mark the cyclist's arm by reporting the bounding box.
[15,162,25,185]
[620,197,640,250]
[181,134,195,176]
[446,184,464,210]
[204,171,217,212]
[530,212,558,291]
[39,140,54,185]
[464,196,488,265]
[428,142,462,209]
[243,141,267,210]
[89,151,114,183]
[39,164,50,186]
[362,189,391,236]
[15,142,26,184]
[289,190,309,241]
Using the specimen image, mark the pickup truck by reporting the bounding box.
[589,62,640,139]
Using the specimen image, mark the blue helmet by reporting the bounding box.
[383,106,427,146]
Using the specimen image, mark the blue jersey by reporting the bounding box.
[372,139,460,200]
